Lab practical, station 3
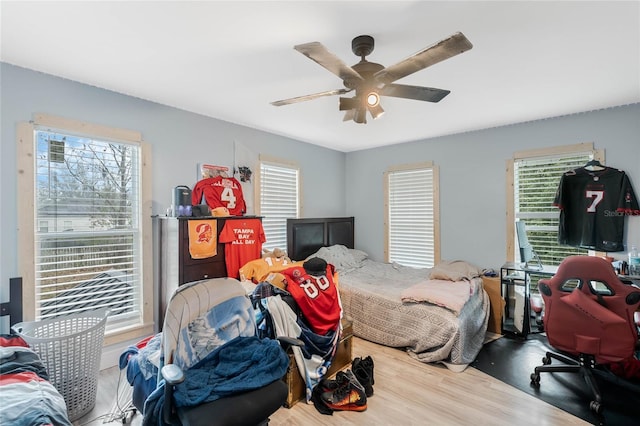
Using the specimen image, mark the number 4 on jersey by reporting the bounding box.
[221,186,236,209]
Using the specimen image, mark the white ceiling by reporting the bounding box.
[1,1,639,152]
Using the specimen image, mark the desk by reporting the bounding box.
[500,262,557,338]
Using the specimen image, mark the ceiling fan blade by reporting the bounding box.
[271,88,352,106]
[380,84,450,103]
[339,96,360,111]
[368,103,385,120]
[374,32,473,85]
[343,109,355,122]
[294,42,364,87]
[354,108,367,124]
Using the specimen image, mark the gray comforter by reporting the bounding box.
[337,259,489,371]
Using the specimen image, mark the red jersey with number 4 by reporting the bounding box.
[282,264,342,335]
[553,166,640,252]
[192,176,246,216]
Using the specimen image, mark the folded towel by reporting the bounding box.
[188,220,217,259]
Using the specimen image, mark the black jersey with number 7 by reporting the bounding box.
[553,167,640,252]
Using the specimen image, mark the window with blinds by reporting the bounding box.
[33,129,142,330]
[385,164,439,268]
[513,148,596,266]
[258,159,300,251]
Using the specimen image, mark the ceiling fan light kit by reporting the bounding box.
[272,32,473,124]
[366,92,380,108]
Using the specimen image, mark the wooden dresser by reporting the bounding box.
[156,216,261,328]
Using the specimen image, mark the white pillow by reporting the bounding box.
[349,249,368,264]
[307,245,368,272]
[428,260,483,281]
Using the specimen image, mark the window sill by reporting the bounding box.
[104,322,155,347]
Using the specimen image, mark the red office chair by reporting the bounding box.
[530,255,640,415]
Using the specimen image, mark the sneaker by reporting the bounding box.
[311,377,341,415]
[352,356,374,397]
[320,370,367,412]
[317,374,346,394]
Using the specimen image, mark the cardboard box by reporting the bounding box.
[482,277,505,334]
[284,319,353,408]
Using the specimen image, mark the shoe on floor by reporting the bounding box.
[352,356,375,397]
[320,370,367,412]
[311,378,339,415]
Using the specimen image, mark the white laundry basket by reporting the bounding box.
[12,309,109,421]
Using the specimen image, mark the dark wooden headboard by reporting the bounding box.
[287,217,355,261]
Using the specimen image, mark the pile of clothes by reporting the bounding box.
[249,256,379,413]
[250,257,343,402]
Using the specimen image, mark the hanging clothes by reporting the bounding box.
[553,165,640,252]
[191,175,247,216]
[219,218,266,279]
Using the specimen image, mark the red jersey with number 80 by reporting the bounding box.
[192,176,246,216]
[282,264,342,335]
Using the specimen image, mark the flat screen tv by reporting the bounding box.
[516,220,542,270]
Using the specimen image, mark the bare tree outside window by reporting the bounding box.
[35,131,141,322]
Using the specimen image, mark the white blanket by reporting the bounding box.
[401,279,473,316]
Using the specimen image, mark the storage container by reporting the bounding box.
[12,309,109,421]
[284,318,353,408]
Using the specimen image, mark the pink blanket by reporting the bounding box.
[400,279,472,316]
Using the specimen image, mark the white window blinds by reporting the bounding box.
[33,129,143,330]
[514,152,593,265]
[259,160,300,251]
[386,165,438,268]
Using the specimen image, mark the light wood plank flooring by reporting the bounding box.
[77,337,589,426]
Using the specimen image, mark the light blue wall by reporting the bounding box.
[2,62,639,328]
[346,104,640,269]
[0,63,346,326]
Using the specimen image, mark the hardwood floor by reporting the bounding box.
[78,337,589,426]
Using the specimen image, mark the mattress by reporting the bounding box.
[336,259,489,371]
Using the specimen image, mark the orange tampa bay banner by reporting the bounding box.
[188,219,217,259]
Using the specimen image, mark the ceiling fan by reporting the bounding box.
[271,32,473,124]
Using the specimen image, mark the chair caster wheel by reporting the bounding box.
[590,400,602,414]
[530,373,540,386]
[542,355,551,365]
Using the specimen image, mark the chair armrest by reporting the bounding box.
[276,336,305,349]
[162,363,185,385]
[161,363,185,425]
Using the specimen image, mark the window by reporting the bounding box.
[257,156,300,251]
[507,142,603,266]
[17,114,153,342]
[384,162,440,268]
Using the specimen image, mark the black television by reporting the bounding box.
[516,220,542,270]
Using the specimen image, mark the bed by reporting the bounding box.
[286,217,490,372]
[0,281,72,426]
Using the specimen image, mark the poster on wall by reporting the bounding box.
[193,163,230,210]
[197,163,230,180]
[233,141,258,215]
